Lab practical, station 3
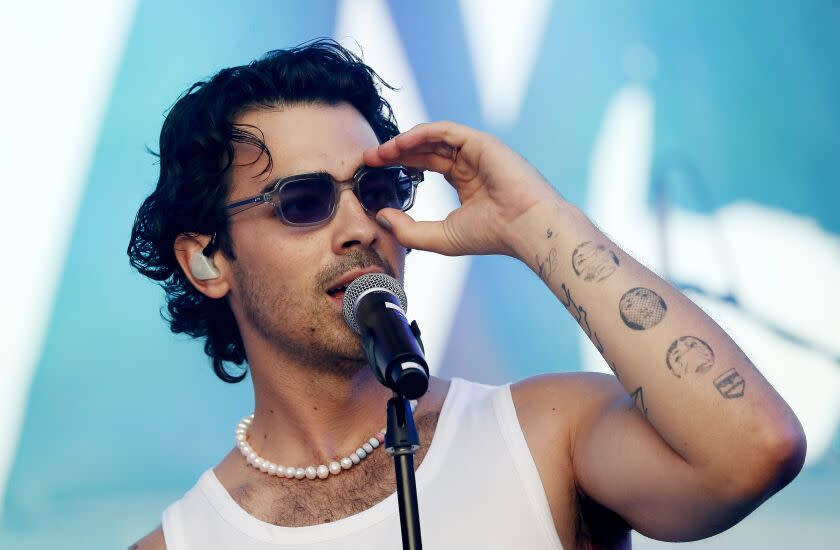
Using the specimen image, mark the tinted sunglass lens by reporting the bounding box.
[278,177,334,224]
[359,168,413,212]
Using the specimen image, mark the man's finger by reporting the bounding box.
[363,150,455,178]
[363,121,470,166]
[375,209,460,256]
[394,121,470,152]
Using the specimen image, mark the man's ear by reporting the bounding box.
[173,233,230,299]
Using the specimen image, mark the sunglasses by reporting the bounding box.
[226,165,423,226]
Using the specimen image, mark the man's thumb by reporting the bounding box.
[375,208,456,256]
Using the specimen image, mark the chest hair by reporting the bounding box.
[230,412,439,527]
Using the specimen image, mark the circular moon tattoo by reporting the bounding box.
[572,241,619,282]
[618,287,667,330]
[666,336,715,378]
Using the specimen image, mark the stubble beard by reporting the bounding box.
[233,264,369,379]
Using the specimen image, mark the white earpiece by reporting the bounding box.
[190,252,221,280]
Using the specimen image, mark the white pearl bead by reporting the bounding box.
[234,404,414,480]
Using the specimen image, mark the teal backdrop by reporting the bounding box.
[1,1,837,548]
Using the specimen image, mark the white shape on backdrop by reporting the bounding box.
[583,61,840,466]
[0,1,138,514]
[459,0,552,128]
[335,0,471,376]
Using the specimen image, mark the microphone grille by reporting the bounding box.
[342,272,408,334]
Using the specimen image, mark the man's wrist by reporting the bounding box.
[506,195,592,270]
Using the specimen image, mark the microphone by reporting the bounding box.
[342,273,429,399]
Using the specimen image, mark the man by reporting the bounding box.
[128,40,805,549]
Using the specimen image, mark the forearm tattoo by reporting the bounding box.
[572,241,619,282]
[536,247,558,283]
[559,283,605,355]
[619,287,667,330]
[536,232,627,386]
[666,336,715,378]
[714,368,746,398]
[630,386,649,417]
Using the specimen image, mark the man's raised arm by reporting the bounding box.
[510,197,805,539]
[363,120,806,540]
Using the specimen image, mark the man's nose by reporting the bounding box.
[331,187,378,251]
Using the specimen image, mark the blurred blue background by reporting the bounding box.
[1,1,838,548]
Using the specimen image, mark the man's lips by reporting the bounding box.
[324,266,386,296]
[326,288,347,309]
[325,266,386,310]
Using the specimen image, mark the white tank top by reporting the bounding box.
[161,378,564,549]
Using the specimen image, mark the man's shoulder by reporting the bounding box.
[128,526,166,550]
[510,372,625,447]
[512,371,623,412]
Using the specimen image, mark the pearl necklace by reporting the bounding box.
[235,401,417,480]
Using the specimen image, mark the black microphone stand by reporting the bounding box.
[358,306,427,550]
[385,394,423,550]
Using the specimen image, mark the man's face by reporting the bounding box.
[223,102,406,376]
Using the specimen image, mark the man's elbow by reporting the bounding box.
[762,419,807,492]
[726,418,807,502]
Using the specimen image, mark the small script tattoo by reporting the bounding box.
[559,283,605,354]
[666,336,715,378]
[546,228,553,239]
[630,387,648,417]
[572,241,619,282]
[619,287,667,330]
[536,247,558,283]
[714,368,746,399]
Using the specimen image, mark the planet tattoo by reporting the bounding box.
[666,336,715,378]
[619,287,667,330]
[572,241,619,282]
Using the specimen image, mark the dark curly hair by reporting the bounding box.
[127,39,401,383]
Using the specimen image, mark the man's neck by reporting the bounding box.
[233,319,397,468]
[251,367,392,463]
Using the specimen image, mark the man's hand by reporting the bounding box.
[362,121,561,258]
